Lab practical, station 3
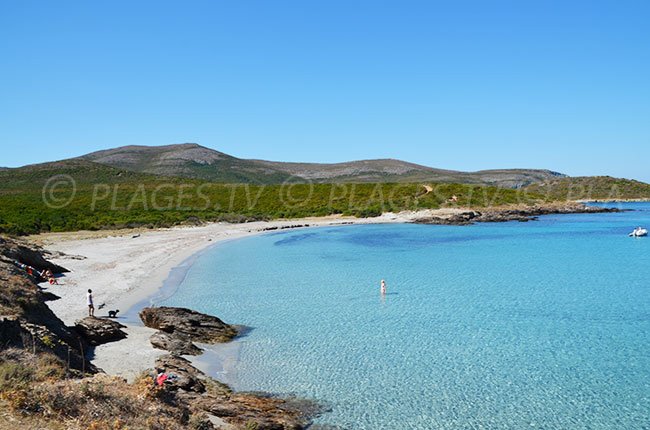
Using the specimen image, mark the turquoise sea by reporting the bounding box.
[158,203,650,429]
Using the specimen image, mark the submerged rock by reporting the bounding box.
[74,317,127,345]
[139,306,238,343]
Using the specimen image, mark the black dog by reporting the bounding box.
[108,309,120,318]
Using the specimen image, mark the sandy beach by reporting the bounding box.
[28,204,598,381]
[31,212,420,380]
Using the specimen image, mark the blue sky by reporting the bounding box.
[1,0,649,181]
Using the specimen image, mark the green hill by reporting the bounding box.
[525,176,650,201]
[0,159,543,235]
[2,153,648,236]
[80,143,565,187]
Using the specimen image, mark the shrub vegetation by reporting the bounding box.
[0,161,546,235]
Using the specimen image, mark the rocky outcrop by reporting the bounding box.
[150,331,203,356]
[0,236,95,374]
[413,203,620,225]
[1,236,320,428]
[143,307,322,428]
[0,236,68,274]
[201,393,321,430]
[154,355,321,429]
[413,211,480,225]
[74,317,127,345]
[155,354,209,393]
[140,306,238,344]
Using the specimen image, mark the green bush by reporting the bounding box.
[0,162,554,235]
[0,361,34,391]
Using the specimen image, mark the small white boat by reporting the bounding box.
[629,227,648,237]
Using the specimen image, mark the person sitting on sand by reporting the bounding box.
[380,279,387,295]
[87,289,94,317]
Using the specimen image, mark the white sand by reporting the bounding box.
[32,209,472,380]
[33,213,438,380]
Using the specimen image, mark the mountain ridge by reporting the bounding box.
[78,143,565,188]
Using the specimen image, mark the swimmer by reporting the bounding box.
[380,279,386,295]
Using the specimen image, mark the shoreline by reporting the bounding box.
[33,215,395,380]
[31,202,618,381]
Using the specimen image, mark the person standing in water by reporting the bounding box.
[380,279,387,295]
[87,289,94,317]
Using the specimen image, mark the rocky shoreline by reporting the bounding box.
[2,203,625,428]
[410,202,620,225]
[138,306,323,429]
[0,236,322,429]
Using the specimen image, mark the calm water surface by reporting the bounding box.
[159,203,650,429]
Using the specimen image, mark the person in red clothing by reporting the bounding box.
[156,369,168,386]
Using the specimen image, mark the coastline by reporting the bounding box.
[30,202,616,381]
[32,214,394,380]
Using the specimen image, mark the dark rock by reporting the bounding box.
[0,237,95,374]
[0,316,23,347]
[150,331,203,356]
[475,204,619,223]
[413,211,480,225]
[0,236,68,274]
[153,353,321,429]
[74,317,127,345]
[155,354,206,393]
[140,306,238,343]
[215,392,319,430]
[414,204,620,226]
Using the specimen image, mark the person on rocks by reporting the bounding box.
[156,370,168,386]
[156,368,177,386]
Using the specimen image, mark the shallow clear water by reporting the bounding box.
[160,203,650,429]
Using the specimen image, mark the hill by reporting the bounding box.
[81,143,565,187]
[0,159,544,235]
[1,150,648,236]
[524,176,650,201]
[81,144,294,184]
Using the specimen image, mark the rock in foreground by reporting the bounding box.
[153,354,322,429]
[155,354,210,393]
[140,306,238,343]
[150,331,203,356]
[74,317,127,345]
